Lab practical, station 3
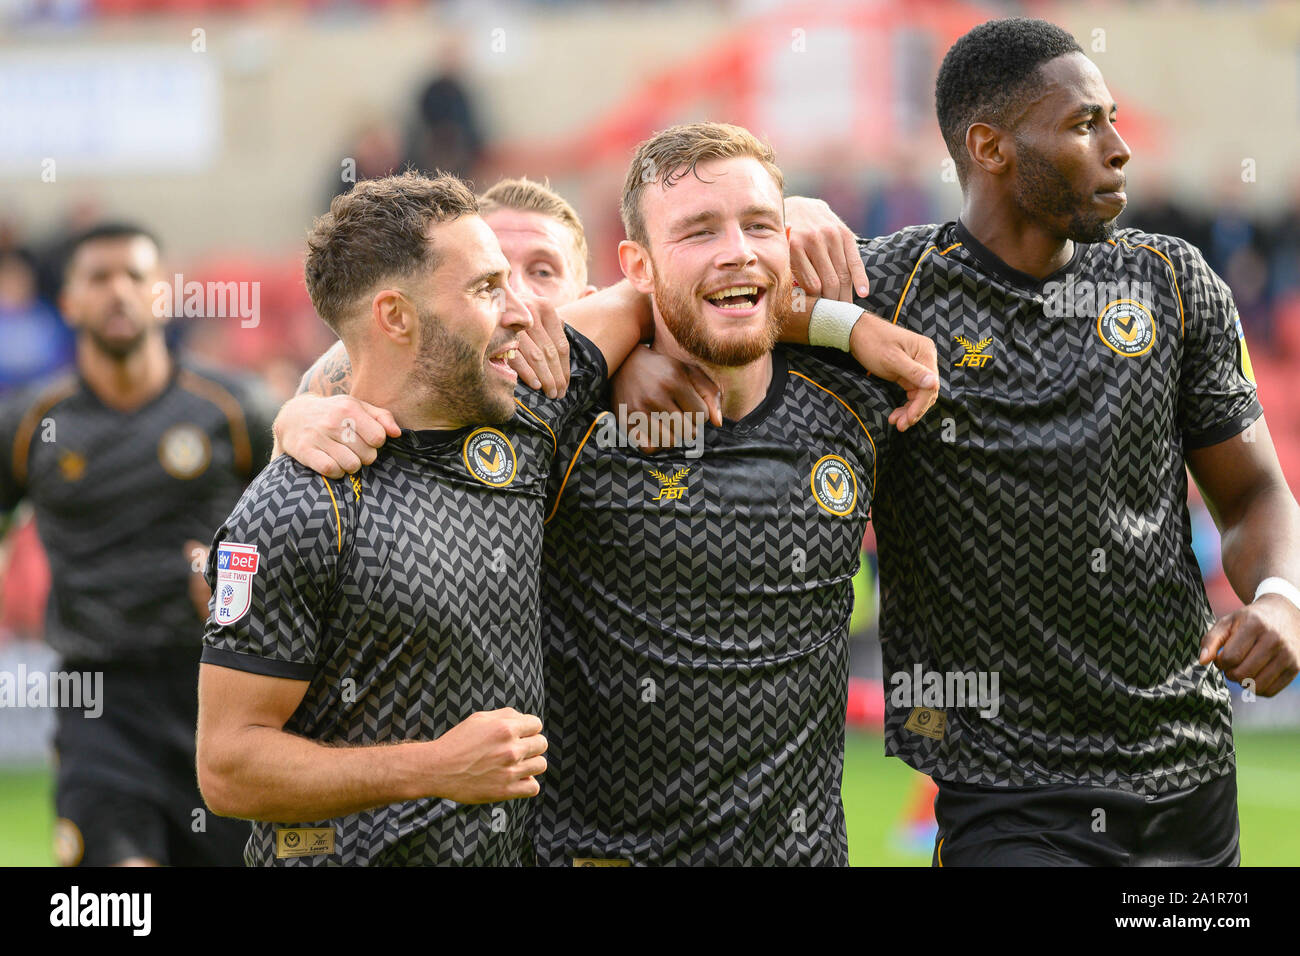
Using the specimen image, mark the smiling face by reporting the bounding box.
[482,207,589,306]
[631,155,792,367]
[1006,52,1131,242]
[405,215,532,425]
[61,234,165,359]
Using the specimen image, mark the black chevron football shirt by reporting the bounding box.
[200,328,606,866]
[857,220,1261,795]
[534,346,895,866]
[0,359,275,662]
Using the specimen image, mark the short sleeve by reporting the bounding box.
[200,459,343,681]
[1171,239,1263,449]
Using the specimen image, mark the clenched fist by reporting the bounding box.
[426,708,548,804]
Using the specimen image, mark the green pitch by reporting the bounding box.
[1,729,1296,866]
[842,728,1300,866]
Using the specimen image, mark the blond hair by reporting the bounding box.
[479,177,589,284]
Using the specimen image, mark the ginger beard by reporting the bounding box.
[651,262,794,368]
[409,304,518,426]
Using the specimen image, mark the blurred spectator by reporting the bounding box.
[329,119,406,206]
[407,40,485,183]
[864,152,937,239]
[1208,185,1260,275]
[1124,179,1211,258]
[0,251,74,395]
[1267,176,1300,309]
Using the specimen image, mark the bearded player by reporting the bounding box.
[0,223,273,866]
[196,171,658,865]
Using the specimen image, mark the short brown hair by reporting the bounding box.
[479,177,589,284]
[304,171,478,333]
[620,123,785,247]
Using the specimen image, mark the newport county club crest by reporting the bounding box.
[1097,299,1155,357]
[158,424,212,479]
[463,427,517,487]
[811,454,857,516]
[214,542,259,625]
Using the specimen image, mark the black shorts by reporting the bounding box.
[931,770,1240,867]
[52,648,249,866]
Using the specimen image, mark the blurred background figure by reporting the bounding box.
[0,250,71,395]
[328,119,406,206]
[0,223,274,866]
[407,36,485,183]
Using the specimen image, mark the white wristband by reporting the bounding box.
[807,298,864,352]
[1254,576,1300,614]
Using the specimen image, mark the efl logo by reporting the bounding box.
[214,542,259,625]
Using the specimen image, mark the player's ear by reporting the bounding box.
[579,284,598,299]
[371,289,418,345]
[618,240,654,295]
[966,122,1010,177]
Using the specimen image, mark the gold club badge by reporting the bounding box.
[463,427,517,487]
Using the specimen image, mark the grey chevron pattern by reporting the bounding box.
[859,222,1260,796]
[535,347,897,866]
[202,329,609,866]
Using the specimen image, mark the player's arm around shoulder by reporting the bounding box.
[776,208,941,431]
[275,347,402,478]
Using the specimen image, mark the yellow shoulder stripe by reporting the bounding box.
[787,370,878,497]
[179,369,254,477]
[891,242,962,325]
[514,398,557,458]
[1107,238,1185,338]
[321,475,342,553]
[544,411,610,526]
[12,375,78,487]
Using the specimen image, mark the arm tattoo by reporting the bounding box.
[296,346,355,397]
